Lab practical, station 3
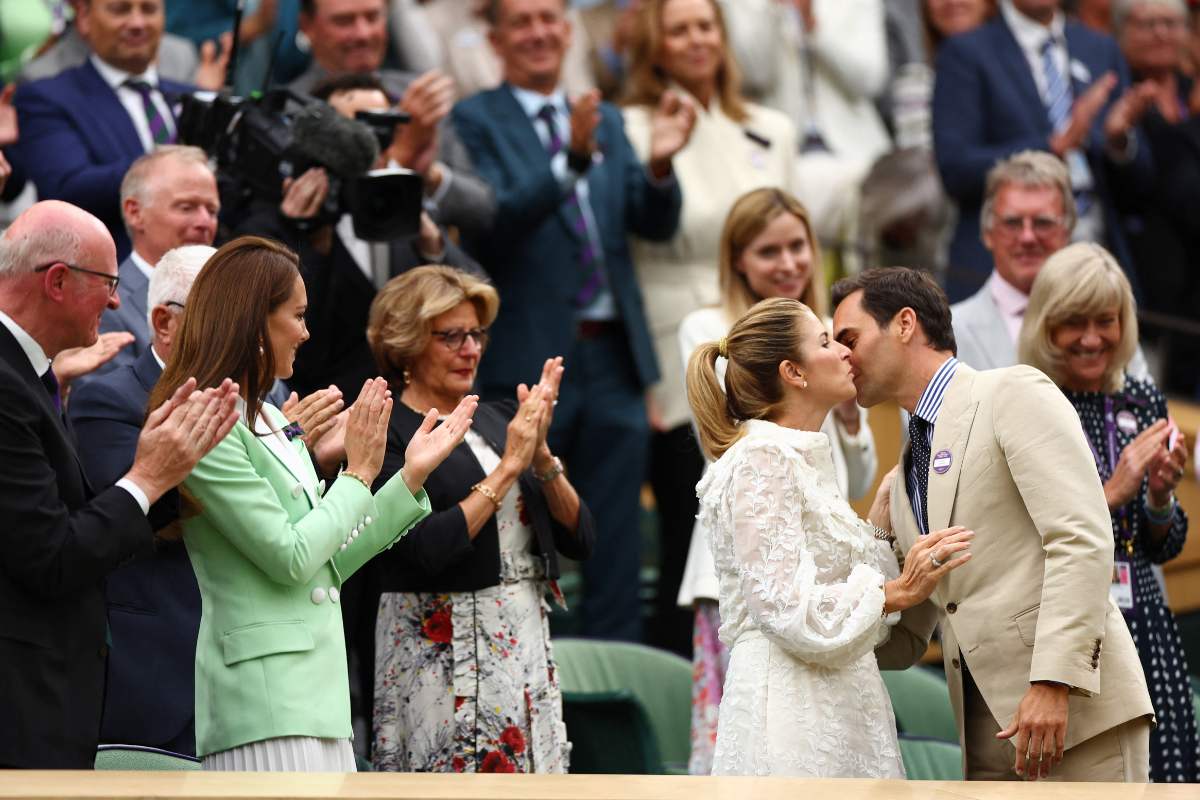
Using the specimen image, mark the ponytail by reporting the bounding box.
[685,297,814,461]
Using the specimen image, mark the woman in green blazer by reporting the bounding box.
[148,237,477,770]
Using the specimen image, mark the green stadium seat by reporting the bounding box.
[897,733,963,780]
[95,745,201,771]
[881,667,959,743]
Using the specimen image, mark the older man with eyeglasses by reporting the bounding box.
[950,150,1150,377]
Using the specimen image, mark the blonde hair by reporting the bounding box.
[719,188,825,322]
[980,150,1077,238]
[367,266,500,386]
[624,0,749,122]
[1017,242,1138,394]
[686,297,814,460]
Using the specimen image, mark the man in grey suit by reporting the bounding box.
[83,146,219,386]
[951,150,1148,376]
[288,0,494,237]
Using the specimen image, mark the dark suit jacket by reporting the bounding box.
[237,210,485,398]
[451,86,680,392]
[68,347,198,754]
[932,17,1153,301]
[13,60,192,260]
[0,323,155,768]
[373,401,595,592]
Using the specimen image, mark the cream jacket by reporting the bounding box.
[878,364,1153,760]
[623,97,797,429]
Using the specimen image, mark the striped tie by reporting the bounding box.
[125,80,174,146]
[1040,38,1092,214]
[537,104,607,309]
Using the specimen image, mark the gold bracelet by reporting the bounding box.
[471,482,502,512]
[341,470,372,491]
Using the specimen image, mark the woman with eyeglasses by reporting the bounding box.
[364,266,595,774]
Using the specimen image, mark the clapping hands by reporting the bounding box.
[401,392,478,494]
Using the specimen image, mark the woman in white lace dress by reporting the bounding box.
[684,297,974,777]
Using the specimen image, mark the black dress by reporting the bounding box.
[1063,376,1199,782]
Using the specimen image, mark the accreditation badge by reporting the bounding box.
[1110,556,1137,616]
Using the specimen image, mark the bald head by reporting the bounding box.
[0,201,122,358]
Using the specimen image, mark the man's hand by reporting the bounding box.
[123,378,241,505]
[195,31,235,91]
[415,211,445,257]
[52,331,136,393]
[391,70,455,167]
[0,83,18,148]
[996,681,1070,780]
[1050,72,1117,157]
[569,88,602,157]
[1103,81,1157,152]
[648,89,697,180]
[281,167,330,219]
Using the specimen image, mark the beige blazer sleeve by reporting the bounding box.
[990,366,1115,694]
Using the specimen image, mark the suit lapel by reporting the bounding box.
[926,367,980,534]
[975,292,1013,370]
[118,258,149,327]
[250,404,319,509]
[132,346,163,393]
[1063,25,1091,99]
[994,19,1049,127]
[76,60,146,161]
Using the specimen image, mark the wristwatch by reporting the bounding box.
[536,456,565,483]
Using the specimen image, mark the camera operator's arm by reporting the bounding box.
[281,167,333,254]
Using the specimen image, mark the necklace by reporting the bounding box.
[401,399,430,416]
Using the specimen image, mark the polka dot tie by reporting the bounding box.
[909,414,930,534]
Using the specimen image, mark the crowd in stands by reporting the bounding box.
[0,0,1199,783]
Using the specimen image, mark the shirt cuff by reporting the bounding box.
[1106,128,1138,164]
[115,478,151,515]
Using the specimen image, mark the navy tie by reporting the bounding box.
[908,414,931,535]
[40,367,62,415]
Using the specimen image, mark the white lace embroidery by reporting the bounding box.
[698,420,905,777]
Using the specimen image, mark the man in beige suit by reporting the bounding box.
[831,267,1153,782]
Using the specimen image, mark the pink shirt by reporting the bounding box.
[987,270,1030,344]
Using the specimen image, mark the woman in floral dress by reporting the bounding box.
[364,267,596,773]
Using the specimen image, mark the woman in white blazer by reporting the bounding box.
[677,188,876,774]
[622,0,798,654]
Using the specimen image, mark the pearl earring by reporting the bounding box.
[802,380,808,388]
[403,367,411,386]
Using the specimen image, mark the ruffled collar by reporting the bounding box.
[743,418,831,454]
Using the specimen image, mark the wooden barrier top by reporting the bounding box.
[0,772,1194,800]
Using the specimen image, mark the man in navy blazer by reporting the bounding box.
[13,0,193,261]
[932,0,1154,302]
[452,0,695,640]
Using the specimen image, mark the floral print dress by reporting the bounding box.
[372,428,570,773]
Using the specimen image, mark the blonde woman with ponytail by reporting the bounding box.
[677,188,876,775]
[687,297,974,777]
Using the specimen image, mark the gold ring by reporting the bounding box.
[525,414,532,421]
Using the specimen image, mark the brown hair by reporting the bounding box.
[624,0,749,122]
[686,297,814,460]
[922,0,997,54]
[719,188,825,321]
[148,236,300,431]
[830,267,956,355]
[367,266,500,388]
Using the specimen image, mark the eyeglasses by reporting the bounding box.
[992,214,1064,237]
[1127,16,1183,33]
[34,262,121,296]
[165,301,185,311]
[431,327,489,352]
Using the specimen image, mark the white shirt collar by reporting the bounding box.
[152,346,166,370]
[129,250,155,281]
[1001,0,1065,54]
[0,308,51,377]
[508,83,568,120]
[89,53,161,91]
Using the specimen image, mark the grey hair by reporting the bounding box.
[146,245,215,331]
[120,145,213,240]
[979,150,1077,239]
[0,225,86,278]
[1113,0,1187,37]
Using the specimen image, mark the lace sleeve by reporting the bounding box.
[730,442,891,668]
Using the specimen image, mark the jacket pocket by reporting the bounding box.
[221,620,314,666]
[1013,604,1040,647]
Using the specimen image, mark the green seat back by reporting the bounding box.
[552,637,692,772]
[881,667,959,743]
[0,0,53,81]
[561,691,661,774]
[96,745,202,771]
[1190,675,1200,721]
[897,734,963,780]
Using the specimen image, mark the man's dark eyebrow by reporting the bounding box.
[835,328,854,344]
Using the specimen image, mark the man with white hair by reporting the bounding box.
[88,145,220,383]
[0,202,239,768]
[70,244,341,756]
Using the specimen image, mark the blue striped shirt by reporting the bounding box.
[905,357,960,536]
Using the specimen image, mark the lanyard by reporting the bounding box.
[1072,395,1133,550]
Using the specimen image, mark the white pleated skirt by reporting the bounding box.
[202,736,357,771]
